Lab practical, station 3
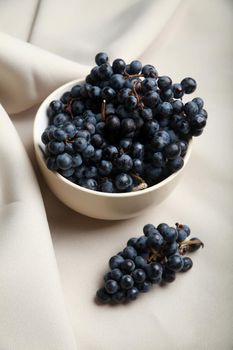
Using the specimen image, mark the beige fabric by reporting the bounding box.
[0,0,233,349]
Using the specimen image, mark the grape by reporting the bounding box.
[42,53,207,193]
[115,173,133,191]
[122,246,137,260]
[126,287,139,300]
[121,259,135,273]
[181,257,193,272]
[166,254,184,272]
[96,288,111,303]
[96,222,203,304]
[112,58,126,74]
[132,269,146,283]
[56,153,72,170]
[104,280,119,294]
[120,275,134,290]
[95,52,108,66]
[158,76,172,90]
[181,77,197,94]
[164,143,181,160]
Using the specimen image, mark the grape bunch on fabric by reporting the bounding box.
[41,52,208,193]
[96,222,204,304]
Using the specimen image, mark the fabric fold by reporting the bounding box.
[0,105,76,350]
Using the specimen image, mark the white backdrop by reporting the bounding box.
[0,0,233,349]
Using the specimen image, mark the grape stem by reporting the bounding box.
[123,71,144,80]
[178,238,204,255]
[131,173,148,191]
[132,80,144,110]
[64,98,75,119]
[101,99,106,121]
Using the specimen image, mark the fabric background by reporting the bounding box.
[0,0,233,349]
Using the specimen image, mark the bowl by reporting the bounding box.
[33,79,192,220]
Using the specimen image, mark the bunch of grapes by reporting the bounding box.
[41,52,208,192]
[96,222,203,304]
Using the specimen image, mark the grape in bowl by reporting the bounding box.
[33,53,207,220]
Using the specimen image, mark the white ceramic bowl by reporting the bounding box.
[33,79,192,220]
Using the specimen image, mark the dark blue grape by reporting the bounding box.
[109,255,125,269]
[126,287,139,301]
[122,246,137,260]
[181,257,193,272]
[163,242,178,256]
[100,179,115,193]
[166,254,184,271]
[133,159,143,175]
[71,85,81,97]
[120,275,134,290]
[101,86,116,101]
[158,102,173,117]
[99,63,113,79]
[82,144,95,158]
[151,130,170,150]
[143,91,160,108]
[142,64,158,78]
[127,237,138,247]
[61,91,71,104]
[147,262,163,280]
[164,143,181,160]
[104,279,119,294]
[49,100,63,114]
[91,134,103,148]
[177,228,187,242]
[110,74,125,90]
[72,154,83,167]
[46,157,58,170]
[172,83,184,98]
[48,140,65,155]
[98,160,113,176]
[141,108,153,121]
[190,114,207,129]
[167,156,184,172]
[56,153,72,170]
[53,113,68,127]
[146,233,164,250]
[172,100,183,113]
[162,268,176,283]
[141,78,157,92]
[73,137,87,152]
[158,76,172,90]
[85,166,98,178]
[112,290,126,303]
[126,95,137,110]
[134,256,147,269]
[60,168,75,178]
[81,178,98,191]
[161,227,178,243]
[181,77,197,94]
[132,269,146,283]
[71,100,84,115]
[135,236,148,253]
[115,173,133,191]
[137,280,152,292]
[152,152,165,168]
[95,52,108,66]
[116,154,133,172]
[112,58,126,74]
[109,268,123,282]
[129,60,142,74]
[121,259,135,273]
[96,288,111,303]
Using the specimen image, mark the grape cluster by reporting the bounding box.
[96,223,203,304]
[41,52,208,192]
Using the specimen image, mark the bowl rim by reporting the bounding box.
[33,79,193,198]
